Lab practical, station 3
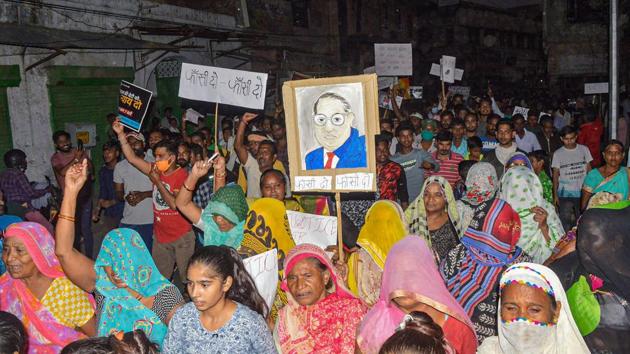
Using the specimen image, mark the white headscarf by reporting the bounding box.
[477,262,590,354]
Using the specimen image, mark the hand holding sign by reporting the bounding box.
[243,249,278,311]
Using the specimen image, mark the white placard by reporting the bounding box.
[409,86,423,99]
[440,56,456,83]
[178,63,268,110]
[378,92,404,110]
[374,43,413,76]
[243,249,278,311]
[294,175,332,191]
[335,172,374,191]
[286,211,337,249]
[512,106,530,117]
[584,82,609,95]
[430,64,463,81]
[447,85,471,99]
[363,66,397,90]
[184,108,204,125]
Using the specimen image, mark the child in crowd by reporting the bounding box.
[529,150,554,204]
[465,136,484,161]
[162,246,276,353]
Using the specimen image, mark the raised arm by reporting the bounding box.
[234,112,258,164]
[54,159,97,293]
[113,119,152,175]
[390,86,405,120]
[175,159,214,223]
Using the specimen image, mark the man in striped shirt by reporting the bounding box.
[427,130,464,188]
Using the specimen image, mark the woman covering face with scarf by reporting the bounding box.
[477,263,589,354]
[500,166,564,263]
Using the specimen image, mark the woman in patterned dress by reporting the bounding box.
[1,221,96,352]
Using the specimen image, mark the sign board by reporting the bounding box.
[374,43,413,76]
[512,106,530,118]
[430,63,463,81]
[447,86,471,99]
[409,86,423,99]
[178,63,268,110]
[118,81,153,132]
[286,211,337,249]
[584,82,609,95]
[440,56,456,83]
[243,248,278,310]
[65,123,97,148]
[184,108,204,125]
[378,92,404,110]
[363,66,397,90]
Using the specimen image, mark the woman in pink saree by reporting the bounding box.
[275,243,368,353]
[357,236,477,354]
[0,222,95,353]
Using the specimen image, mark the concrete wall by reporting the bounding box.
[0,0,240,182]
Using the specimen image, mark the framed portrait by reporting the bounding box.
[282,74,379,192]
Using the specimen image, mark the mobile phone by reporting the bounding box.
[207,152,220,163]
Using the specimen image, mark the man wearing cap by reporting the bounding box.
[113,132,154,250]
[304,92,367,170]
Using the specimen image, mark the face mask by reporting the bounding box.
[133,148,145,157]
[155,158,173,172]
[431,106,439,114]
[500,319,556,353]
[59,144,72,153]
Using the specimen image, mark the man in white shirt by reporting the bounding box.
[113,132,154,249]
[513,114,541,153]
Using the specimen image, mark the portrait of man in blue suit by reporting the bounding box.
[304,92,367,170]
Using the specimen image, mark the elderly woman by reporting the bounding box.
[500,166,564,263]
[477,263,589,353]
[1,222,96,352]
[54,160,184,346]
[275,243,368,353]
[176,158,250,248]
[240,197,296,321]
[357,236,477,354]
[347,200,407,307]
[406,176,463,262]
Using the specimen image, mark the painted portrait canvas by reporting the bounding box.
[283,74,379,192]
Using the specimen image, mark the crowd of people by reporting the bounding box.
[0,86,629,354]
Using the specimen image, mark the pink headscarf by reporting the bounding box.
[357,236,476,354]
[278,243,367,353]
[0,222,88,353]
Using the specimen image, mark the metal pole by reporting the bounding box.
[610,0,618,139]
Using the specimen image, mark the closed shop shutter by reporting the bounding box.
[0,89,13,154]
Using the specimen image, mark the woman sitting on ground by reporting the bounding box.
[275,243,368,353]
[406,176,463,262]
[1,221,96,352]
[175,158,250,249]
[357,236,477,354]
[347,200,408,307]
[500,166,564,263]
[54,160,184,346]
[163,246,275,353]
[477,263,589,353]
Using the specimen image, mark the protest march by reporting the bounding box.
[0,1,628,353]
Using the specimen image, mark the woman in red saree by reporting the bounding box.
[275,243,368,353]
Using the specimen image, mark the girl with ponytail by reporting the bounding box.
[162,246,275,353]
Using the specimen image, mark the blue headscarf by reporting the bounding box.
[94,228,171,346]
[200,185,249,249]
